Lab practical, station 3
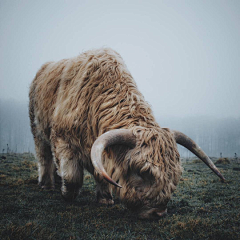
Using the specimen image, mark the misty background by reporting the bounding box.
[0,1,239,157]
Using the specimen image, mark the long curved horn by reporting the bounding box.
[91,129,136,188]
[171,129,225,181]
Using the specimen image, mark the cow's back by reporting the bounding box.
[29,48,157,150]
[29,59,68,140]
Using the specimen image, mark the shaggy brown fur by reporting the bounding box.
[29,48,182,219]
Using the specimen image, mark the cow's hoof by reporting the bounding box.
[42,185,55,190]
[155,209,167,217]
[62,191,79,202]
[98,198,114,205]
[39,182,55,190]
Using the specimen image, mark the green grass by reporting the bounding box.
[0,153,239,239]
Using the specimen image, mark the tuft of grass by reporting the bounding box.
[215,158,231,164]
[0,153,239,239]
[192,159,202,164]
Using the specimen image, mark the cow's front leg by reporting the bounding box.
[95,176,114,205]
[53,138,83,201]
[60,157,84,201]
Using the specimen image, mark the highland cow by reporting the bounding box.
[29,48,225,219]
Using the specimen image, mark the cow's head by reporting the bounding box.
[91,127,225,219]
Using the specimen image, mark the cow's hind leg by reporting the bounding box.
[35,139,55,189]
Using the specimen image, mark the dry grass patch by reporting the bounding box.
[0,153,239,240]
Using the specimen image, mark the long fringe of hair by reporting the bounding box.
[30,48,182,206]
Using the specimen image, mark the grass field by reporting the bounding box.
[0,153,239,240]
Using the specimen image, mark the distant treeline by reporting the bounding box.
[158,116,240,158]
[0,99,239,158]
[0,99,35,153]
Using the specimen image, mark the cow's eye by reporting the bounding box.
[140,171,148,180]
[139,171,155,184]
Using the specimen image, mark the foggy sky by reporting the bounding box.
[0,0,240,118]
